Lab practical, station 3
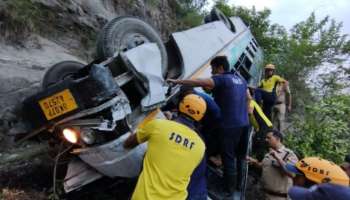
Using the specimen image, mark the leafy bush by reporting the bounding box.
[174,0,206,28]
[214,0,350,165]
[179,10,203,28]
[285,95,350,163]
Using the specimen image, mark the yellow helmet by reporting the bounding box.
[265,63,275,70]
[179,94,207,121]
[295,157,349,186]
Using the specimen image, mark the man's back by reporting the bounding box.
[132,119,205,200]
[195,91,221,130]
[211,72,248,128]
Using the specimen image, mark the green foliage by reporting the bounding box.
[342,40,350,54]
[270,14,349,108]
[175,0,207,28]
[285,95,350,163]
[178,0,208,11]
[276,14,349,162]
[214,0,233,16]
[214,0,284,56]
[315,68,349,97]
[180,10,204,28]
[231,7,274,50]
[211,3,348,104]
[147,0,160,7]
[212,1,350,163]
[0,0,56,42]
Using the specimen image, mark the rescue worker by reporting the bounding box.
[288,183,350,200]
[168,56,252,198]
[247,129,298,200]
[162,85,222,160]
[272,82,292,132]
[256,64,288,120]
[174,86,221,200]
[161,86,221,199]
[124,94,207,200]
[285,157,350,187]
[178,85,222,158]
[286,157,350,200]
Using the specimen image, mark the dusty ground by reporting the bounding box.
[0,188,47,200]
[0,155,52,200]
[0,154,136,200]
[0,149,263,200]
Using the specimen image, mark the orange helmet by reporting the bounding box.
[179,94,207,121]
[293,157,349,186]
[265,63,275,70]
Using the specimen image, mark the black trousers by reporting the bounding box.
[201,127,221,157]
[219,126,250,194]
[255,89,276,120]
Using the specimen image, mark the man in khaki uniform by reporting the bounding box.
[272,83,292,132]
[247,130,298,200]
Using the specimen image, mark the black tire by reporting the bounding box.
[96,16,168,77]
[210,8,236,32]
[42,61,85,89]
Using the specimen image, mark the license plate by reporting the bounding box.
[39,89,78,120]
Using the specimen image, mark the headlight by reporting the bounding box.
[80,129,96,145]
[63,128,79,144]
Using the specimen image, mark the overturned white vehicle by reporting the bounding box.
[20,8,263,199]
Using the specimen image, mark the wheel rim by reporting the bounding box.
[118,33,150,53]
[61,72,76,80]
[42,61,85,89]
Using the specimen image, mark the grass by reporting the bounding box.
[0,0,56,43]
[147,0,160,8]
[180,11,203,28]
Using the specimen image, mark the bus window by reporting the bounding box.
[233,53,252,81]
[252,38,259,47]
[250,41,257,52]
[246,46,255,58]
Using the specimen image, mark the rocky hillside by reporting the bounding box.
[0,0,179,148]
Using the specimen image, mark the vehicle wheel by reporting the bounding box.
[210,8,236,32]
[96,16,168,78]
[42,61,85,89]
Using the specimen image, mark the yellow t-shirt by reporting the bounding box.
[132,119,205,200]
[260,75,285,92]
[249,100,273,131]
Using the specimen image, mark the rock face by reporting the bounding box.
[0,0,178,147]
